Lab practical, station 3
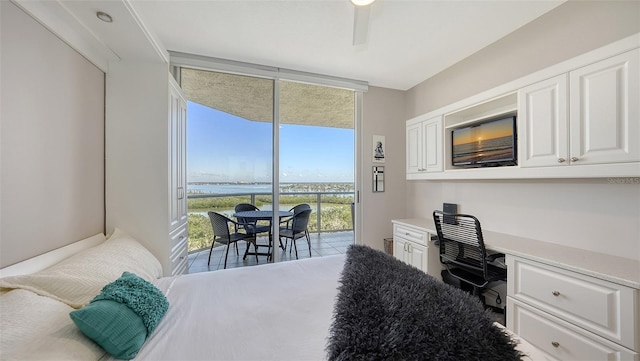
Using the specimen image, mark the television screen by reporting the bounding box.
[452,115,517,167]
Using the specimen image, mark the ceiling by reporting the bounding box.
[125,0,565,91]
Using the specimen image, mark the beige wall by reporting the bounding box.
[406,1,640,117]
[0,2,105,267]
[402,1,640,261]
[359,87,406,251]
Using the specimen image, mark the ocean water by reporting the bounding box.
[187,183,354,195]
[188,183,272,194]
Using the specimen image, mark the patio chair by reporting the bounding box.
[207,211,258,269]
[279,209,312,259]
[234,203,274,259]
[280,203,311,250]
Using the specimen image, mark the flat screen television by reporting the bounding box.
[451,115,517,168]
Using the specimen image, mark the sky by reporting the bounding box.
[452,117,515,145]
[187,102,354,183]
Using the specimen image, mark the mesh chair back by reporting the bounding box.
[433,210,489,280]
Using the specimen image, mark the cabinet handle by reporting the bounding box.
[407,244,412,253]
[557,158,566,163]
[552,291,560,296]
[551,341,560,348]
[570,157,579,162]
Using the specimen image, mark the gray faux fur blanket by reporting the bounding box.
[326,245,523,361]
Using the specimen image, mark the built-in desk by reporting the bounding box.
[392,218,640,359]
[392,218,640,289]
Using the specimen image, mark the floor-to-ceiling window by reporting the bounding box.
[175,61,363,271]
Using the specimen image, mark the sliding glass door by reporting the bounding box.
[277,80,355,262]
[181,67,355,270]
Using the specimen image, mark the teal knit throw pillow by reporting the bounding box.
[69,272,169,360]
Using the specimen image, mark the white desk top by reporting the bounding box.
[392,218,640,289]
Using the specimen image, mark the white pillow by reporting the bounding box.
[0,289,106,360]
[0,230,162,308]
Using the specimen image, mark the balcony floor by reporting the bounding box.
[187,231,354,273]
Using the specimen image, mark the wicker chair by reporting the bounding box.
[207,211,257,269]
[279,209,312,259]
[234,203,274,259]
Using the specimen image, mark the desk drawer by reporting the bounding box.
[393,224,427,246]
[507,256,637,350]
[507,298,637,361]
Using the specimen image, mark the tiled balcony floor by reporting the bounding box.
[187,231,354,273]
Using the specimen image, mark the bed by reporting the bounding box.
[0,230,545,360]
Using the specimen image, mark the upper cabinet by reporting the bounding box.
[406,34,640,180]
[406,116,443,177]
[569,49,639,166]
[518,74,569,167]
[519,49,639,169]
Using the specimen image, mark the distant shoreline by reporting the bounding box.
[188,181,354,185]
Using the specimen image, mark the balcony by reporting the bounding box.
[187,189,355,273]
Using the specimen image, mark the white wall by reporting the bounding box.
[360,86,406,251]
[403,1,640,261]
[0,1,105,267]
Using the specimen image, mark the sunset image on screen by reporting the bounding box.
[452,117,515,165]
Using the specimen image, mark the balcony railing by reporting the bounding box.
[187,191,354,252]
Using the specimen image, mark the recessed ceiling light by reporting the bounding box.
[350,0,375,6]
[96,11,113,23]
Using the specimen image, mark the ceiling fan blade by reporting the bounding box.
[352,5,371,46]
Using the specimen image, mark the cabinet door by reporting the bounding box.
[393,237,408,264]
[407,242,428,273]
[423,116,443,172]
[518,74,569,167]
[569,49,640,165]
[169,80,187,231]
[406,122,423,173]
[177,92,188,225]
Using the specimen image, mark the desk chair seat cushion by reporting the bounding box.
[327,245,523,361]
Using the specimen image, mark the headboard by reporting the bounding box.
[0,234,106,278]
[0,1,105,268]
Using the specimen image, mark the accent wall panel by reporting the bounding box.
[0,1,105,267]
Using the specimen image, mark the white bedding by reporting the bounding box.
[1,236,547,361]
[101,254,545,361]
[121,255,347,361]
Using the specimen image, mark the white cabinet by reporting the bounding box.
[106,63,188,276]
[518,74,569,167]
[406,37,640,180]
[507,256,639,360]
[392,221,442,278]
[520,49,640,168]
[406,115,443,176]
[169,81,188,232]
[569,49,640,166]
[393,236,428,272]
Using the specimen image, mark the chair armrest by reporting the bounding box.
[486,253,505,262]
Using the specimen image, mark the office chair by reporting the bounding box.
[433,210,506,304]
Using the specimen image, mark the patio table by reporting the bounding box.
[233,210,293,260]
